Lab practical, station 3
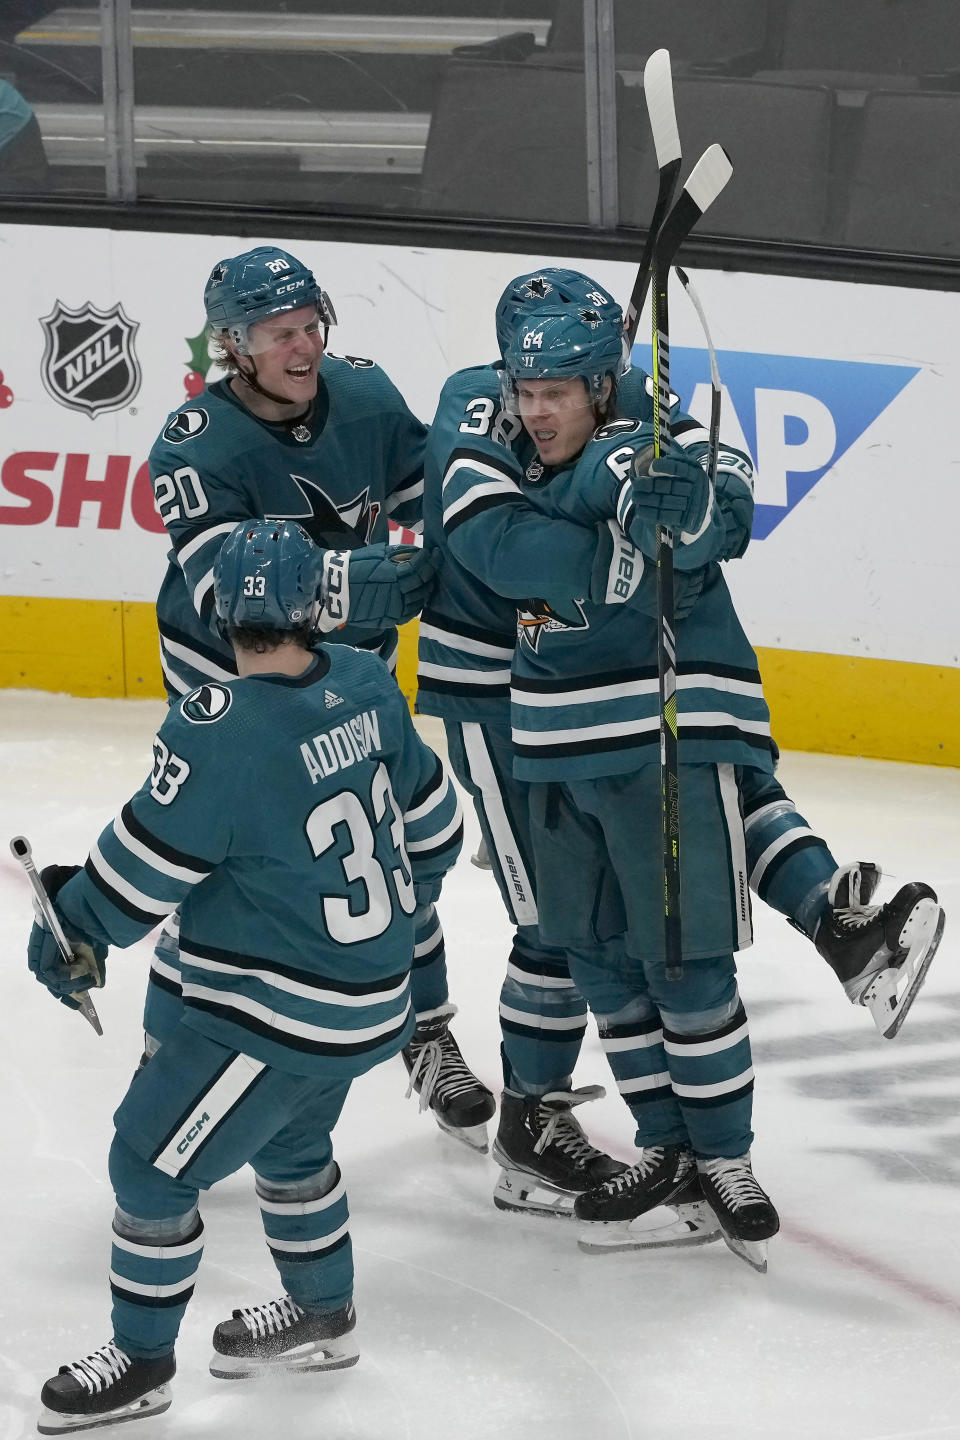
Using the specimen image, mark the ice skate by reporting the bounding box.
[37,1342,174,1434]
[697,1153,779,1273]
[471,837,492,870]
[574,1143,695,1225]
[402,1004,496,1153]
[577,1172,722,1252]
[492,1086,626,1217]
[210,1296,358,1379]
[815,863,944,1038]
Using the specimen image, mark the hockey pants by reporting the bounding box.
[107,1022,354,1359]
[445,717,588,1095]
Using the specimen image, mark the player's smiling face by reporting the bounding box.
[244,303,325,402]
[515,375,607,466]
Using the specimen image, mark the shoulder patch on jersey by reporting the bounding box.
[163,408,210,444]
[181,683,233,724]
[593,418,642,441]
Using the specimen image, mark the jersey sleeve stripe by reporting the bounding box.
[117,803,214,879]
[443,488,524,535]
[176,521,239,567]
[84,854,180,927]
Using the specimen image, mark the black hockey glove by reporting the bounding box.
[26,864,107,1010]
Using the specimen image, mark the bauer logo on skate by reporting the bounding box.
[632,343,920,540]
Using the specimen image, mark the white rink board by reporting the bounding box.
[0,223,957,669]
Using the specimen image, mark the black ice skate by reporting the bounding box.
[492,1086,626,1218]
[815,863,945,1038]
[402,1004,496,1153]
[37,1341,174,1434]
[210,1296,358,1379]
[574,1144,695,1228]
[697,1152,779,1273]
[577,1171,722,1253]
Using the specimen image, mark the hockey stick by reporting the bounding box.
[623,48,681,349]
[649,144,733,980]
[11,835,103,1035]
[675,266,722,492]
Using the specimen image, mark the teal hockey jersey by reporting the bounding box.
[151,357,427,699]
[418,362,610,721]
[55,645,463,1078]
[419,360,755,734]
[441,408,771,782]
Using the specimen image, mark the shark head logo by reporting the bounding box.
[517,597,588,653]
[268,478,380,548]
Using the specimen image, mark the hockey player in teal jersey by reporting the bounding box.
[26,519,464,1433]
[436,278,944,1263]
[145,245,494,1146]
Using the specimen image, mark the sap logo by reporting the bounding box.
[632,344,919,539]
[176,1112,211,1155]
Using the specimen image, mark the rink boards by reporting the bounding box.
[0,224,957,764]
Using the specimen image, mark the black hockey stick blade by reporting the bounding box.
[654,144,733,273]
[624,48,681,348]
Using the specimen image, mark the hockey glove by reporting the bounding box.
[26,864,107,1010]
[318,543,438,631]
[628,444,711,555]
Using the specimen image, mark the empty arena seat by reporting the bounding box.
[841,90,960,256]
[546,0,773,74]
[766,0,960,87]
[418,59,593,222]
[619,75,837,243]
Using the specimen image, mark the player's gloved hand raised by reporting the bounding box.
[26,864,107,1010]
[318,543,438,631]
[627,444,711,554]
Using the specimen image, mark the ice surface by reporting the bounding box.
[1,690,958,1440]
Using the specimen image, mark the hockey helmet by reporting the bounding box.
[502,302,625,408]
[495,268,628,373]
[203,247,337,354]
[213,519,321,633]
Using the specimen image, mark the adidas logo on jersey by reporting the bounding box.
[324,690,344,708]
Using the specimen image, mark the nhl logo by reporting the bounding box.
[40,300,142,418]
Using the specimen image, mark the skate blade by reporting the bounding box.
[719,1231,770,1273]
[209,1334,360,1380]
[863,901,945,1039]
[434,1114,490,1154]
[493,1168,576,1218]
[578,1201,723,1253]
[37,1386,172,1433]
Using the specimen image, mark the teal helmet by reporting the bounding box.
[203,246,336,354]
[502,302,625,407]
[213,519,321,634]
[495,268,627,373]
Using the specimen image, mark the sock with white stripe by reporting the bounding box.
[408,902,448,1012]
[744,792,837,937]
[110,1208,203,1359]
[499,942,588,1092]
[596,1006,688,1147]
[256,1163,353,1313]
[661,1001,755,1158]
